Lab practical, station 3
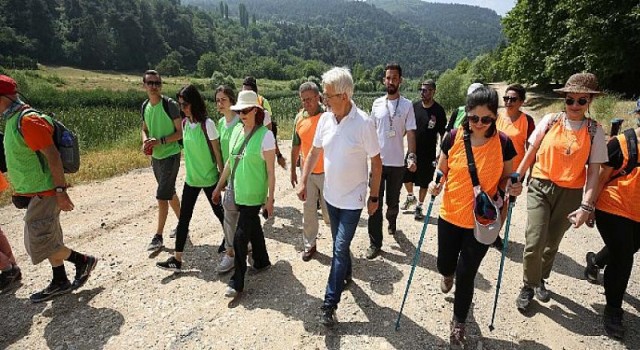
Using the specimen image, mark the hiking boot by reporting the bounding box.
[535,280,551,302]
[414,206,424,221]
[516,285,534,312]
[584,251,600,283]
[441,275,454,293]
[401,195,417,210]
[146,234,163,251]
[156,256,182,272]
[302,246,317,262]
[320,305,337,327]
[449,319,466,349]
[72,255,98,290]
[0,266,22,293]
[492,236,504,251]
[217,254,235,274]
[603,305,625,340]
[30,279,73,303]
[224,286,238,298]
[365,246,381,260]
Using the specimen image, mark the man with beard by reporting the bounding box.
[366,63,417,259]
[400,79,447,220]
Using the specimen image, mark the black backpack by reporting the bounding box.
[140,96,183,146]
[609,128,639,182]
[17,109,80,173]
[0,132,6,173]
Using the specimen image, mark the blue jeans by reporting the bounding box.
[323,201,362,309]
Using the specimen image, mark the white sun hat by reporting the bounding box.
[230,90,264,111]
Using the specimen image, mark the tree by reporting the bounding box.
[219,1,224,16]
[224,3,229,19]
[239,3,249,29]
[196,52,220,78]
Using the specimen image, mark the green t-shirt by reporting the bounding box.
[143,96,181,160]
[217,115,240,166]
[184,118,220,187]
[229,124,269,206]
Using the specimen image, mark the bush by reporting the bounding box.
[436,69,467,113]
[196,52,220,78]
[209,71,236,90]
[591,92,623,125]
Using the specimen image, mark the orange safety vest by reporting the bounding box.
[596,132,640,222]
[531,116,591,189]
[296,112,325,174]
[496,111,529,171]
[440,129,505,229]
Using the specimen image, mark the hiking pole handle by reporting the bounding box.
[431,170,444,199]
[508,173,520,203]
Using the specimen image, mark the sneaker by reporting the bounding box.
[248,263,271,275]
[320,305,337,327]
[516,285,534,312]
[0,266,22,293]
[449,319,466,349]
[247,254,254,268]
[72,256,98,290]
[387,226,397,235]
[603,305,625,340]
[401,195,417,210]
[365,246,381,260]
[414,206,424,221]
[492,236,504,251]
[441,275,454,293]
[217,238,226,254]
[584,251,600,283]
[30,279,73,303]
[224,286,238,298]
[156,256,182,272]
[169,227,177,239]
[534,280,551,302]
[302,246,317,262]
[344,273,353,288]
[217,254,235,274]
[146,234,163,251]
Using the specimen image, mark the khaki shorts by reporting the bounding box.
[23,196,64,265]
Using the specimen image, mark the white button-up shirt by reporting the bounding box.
[370,95,416,167]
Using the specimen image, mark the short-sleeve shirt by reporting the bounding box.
[143,96,181,160]
[293,106,325,174]
[413,100,447,162]
[370,96,416,166]
[313,101,380,210]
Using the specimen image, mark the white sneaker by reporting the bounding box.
[224,286,238,298]
[169,228,177,238]
[217,254,235,274]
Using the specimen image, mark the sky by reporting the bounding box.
[424,0,516,16]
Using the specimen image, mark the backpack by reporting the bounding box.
[141,96,183,146]
[0,132,6,173]
[608,128,639,182]
[17,109,80,173]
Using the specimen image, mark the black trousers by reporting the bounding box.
[229,205,271,292]
[175,182,224,252]
[595,209,640,309]
[368,165,406,248]
[437,217,489,323]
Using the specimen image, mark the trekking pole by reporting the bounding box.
[395,170,444,331]
[489,173,520,331]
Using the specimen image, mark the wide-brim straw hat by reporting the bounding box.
[230,90,263,111]
[553,72,603,95]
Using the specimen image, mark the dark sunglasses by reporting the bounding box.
[565,97,589,106]
[503,96,518,103]
[146,81,162,87]
[239,107,255,115]
[467,115,494,125]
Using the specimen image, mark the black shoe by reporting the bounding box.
[72,256,98,290]
[30,279,73,303]
[387,226,397,235]
[146,234,163,251]
[344,273,353,288]
[534,280,551,302]
[584,252,600,283]
[365,246,381,260]
[218,238,226,254]
[321,305,337,327]
[0,266,22,293]
[603,305,625,340]
[156,256,182,272]
[492,236,504,251]
[516,286,534,312]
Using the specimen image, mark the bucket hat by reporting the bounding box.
[0,75,17,95]
[553,73,603,95]
[230,90,263,111]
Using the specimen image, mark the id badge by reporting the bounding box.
[428,117,436,129]
[387,129,396,138]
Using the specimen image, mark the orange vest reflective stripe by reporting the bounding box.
[531,117,590,189]
[440,129,505,229]
[596,132,640,222]
[496,111,528,171]
[296,112,325,174]
[0,172,8,192]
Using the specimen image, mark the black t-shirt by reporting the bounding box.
[413,100,447,161]
[440,130,517,162]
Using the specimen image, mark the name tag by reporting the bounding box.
[387,129,396,138]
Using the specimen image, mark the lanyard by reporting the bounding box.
[385,97,400,128]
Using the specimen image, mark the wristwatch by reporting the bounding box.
[369,196,379,203]
[55,186,66,193]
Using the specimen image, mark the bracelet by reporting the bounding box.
[580,204,595,213]
[369,196,379,203]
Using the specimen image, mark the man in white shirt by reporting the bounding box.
[297,67,382,328]
[366,63,417,259]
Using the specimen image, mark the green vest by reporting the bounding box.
[144,100,181,159]
[217,116,240,166]
[184,119,219,187]
[229,124,269,206]
[3,110,55,194]
[453,106,466,129]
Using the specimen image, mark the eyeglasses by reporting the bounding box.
[565,97,589,106]
[322,93,342,101]
[467,115,495,125]
[239,107,255,115]
[503,96,519,103]
[178,101,190,108]
[146,81,162,87]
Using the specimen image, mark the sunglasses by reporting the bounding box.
[467,115,495,125]
[565,97,589,106]
[239,107,255,115]
[502,96,518,103]
[146,81,162,87]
